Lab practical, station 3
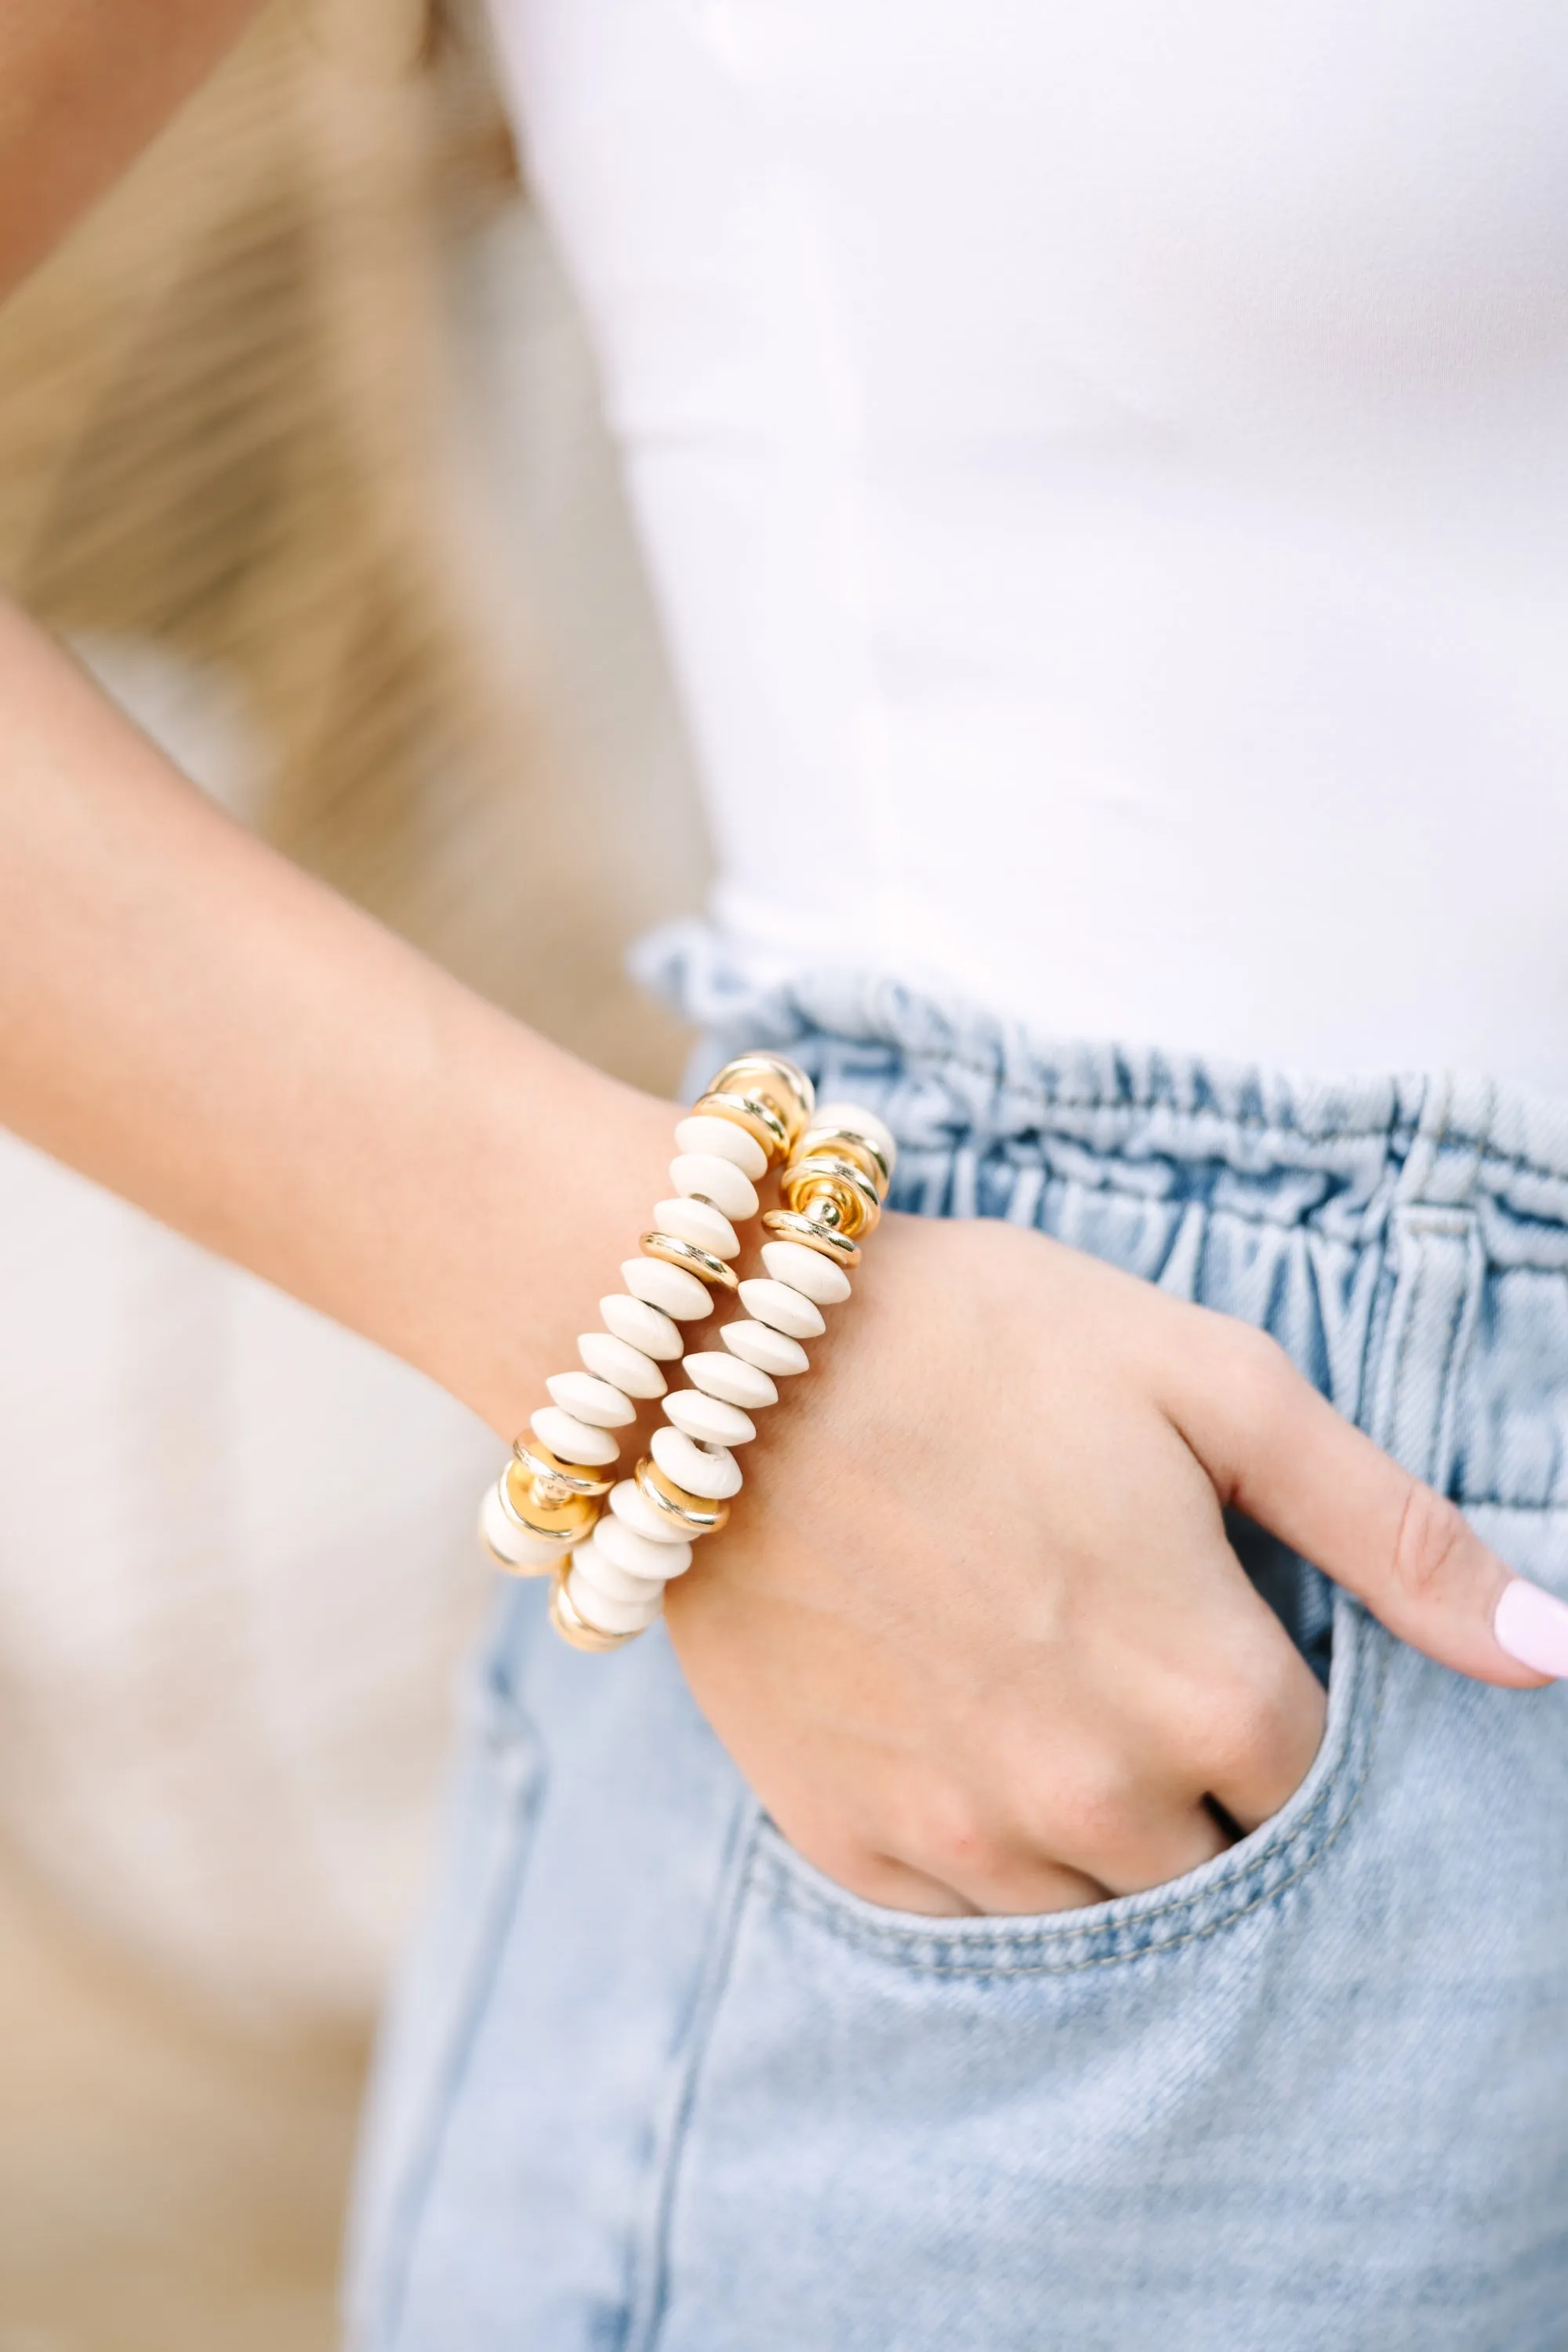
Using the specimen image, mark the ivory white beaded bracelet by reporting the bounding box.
[477,1052,897,1654]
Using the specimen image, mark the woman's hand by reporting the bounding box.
[663,1212,1545,1918]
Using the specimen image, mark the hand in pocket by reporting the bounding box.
[664,1214,1541,1917]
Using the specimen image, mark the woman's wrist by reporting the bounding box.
[445,1051,679,1440]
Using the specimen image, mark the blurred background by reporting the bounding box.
[0,2,707,2343]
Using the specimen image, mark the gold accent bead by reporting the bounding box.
[759,1208,862,1267]
[502,1461,601,1541]
[640,1230,742,1290]
[708,1055,815,1147]
[779,1152,883,1239]
[548,1565,636,1653]
[511,1436,615,1500]
[689,1089,791,1162]
[633,1454,732,1537]
[795,1123,892,1199]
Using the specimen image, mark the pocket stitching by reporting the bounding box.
[754,1612,1390,1974]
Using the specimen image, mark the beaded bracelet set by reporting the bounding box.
[477,1053,896,1653]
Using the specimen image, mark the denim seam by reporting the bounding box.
[933,1185,1565,1323]
[1461,1495,1565,1513]
[755,1635,1391,1975]
[906,1167,1568,1283]
[1436,1221,1484,1499]
[1384,1221,1429,1478]
[835,1043,1568,1189]
[626,1793,764,2352]
[1396,1068,1457,1212]
[970,1176,1384,1243]
[376,1720,547,2347]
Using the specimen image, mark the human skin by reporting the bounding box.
[0,3,1552,1921]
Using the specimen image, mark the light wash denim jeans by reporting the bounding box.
[348,965,1568,2351]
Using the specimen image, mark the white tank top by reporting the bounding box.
[488,1,1568,1091]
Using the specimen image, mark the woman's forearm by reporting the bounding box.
[0,600,674,1435]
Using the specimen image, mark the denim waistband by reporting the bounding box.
[641,921,1568,1259]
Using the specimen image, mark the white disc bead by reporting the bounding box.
[599,1292,684,1360]
[608,1476,695,1546]
[651,1425,743,1500]
[760,1240,852,1305]
[721,1319,810,1377]
[569,1540,667,1611]
[479,1483,561,1570]
[652,1196,740,1259]
[672,1114,768,1180]
[578,1329,666,1400]
[546,1370,637,1428]
[622,1255,713,1320]
[564,1564,662,1637]
[590,1509,692,1583]
[738,1278,826,1341]
[813,1099,898,1179]
[684,1350,778,1410]
[531,1405,619,1467]
[663,1388,757,1448]
[669,1152,759,1222]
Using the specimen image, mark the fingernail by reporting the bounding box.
[1493,1577,1568,1679]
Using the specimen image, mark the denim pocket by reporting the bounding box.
[346,1599,547,2348]
[643,1595,1396,2352]
[746,1582,1384,1975]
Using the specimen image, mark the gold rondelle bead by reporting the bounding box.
[640,1230,742,1290]
[502,1461,601,1541]
[760,1208,862,1266]
[785,1149,884,1212]
[797,1177,879,1238]
[690,1089,791,1162]
[496,1468,582,1547]
[796,1123,892,1198]
[785,1178,876,1240]
[780,1152,883,1239]
[711,1051,815,1109]
[511,1436,615,1499]
[548,1565,636,1653]
[634,1454,732,1537]
[709,1054,815,1147]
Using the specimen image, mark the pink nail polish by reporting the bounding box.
[1494,1578,1568,1679]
